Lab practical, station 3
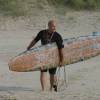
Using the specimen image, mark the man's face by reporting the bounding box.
[48,22,56,33]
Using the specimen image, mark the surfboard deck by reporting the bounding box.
[8,33,100,72]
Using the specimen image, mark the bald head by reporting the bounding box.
[48,20,56,33]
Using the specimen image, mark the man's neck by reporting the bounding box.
[47,29,55,34]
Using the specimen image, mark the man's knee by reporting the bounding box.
[41,69,47,72]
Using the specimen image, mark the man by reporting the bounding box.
[27,20,64,92]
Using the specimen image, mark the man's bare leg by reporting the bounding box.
[50,74,57,91]
[40,71,47,91]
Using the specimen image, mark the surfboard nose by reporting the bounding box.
[8,56,27,72]
[8,54,38,72]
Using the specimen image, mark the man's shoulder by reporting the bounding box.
[54,32,62,37]
[39,29,47,33]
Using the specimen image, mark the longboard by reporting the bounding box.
[8,32,100,72]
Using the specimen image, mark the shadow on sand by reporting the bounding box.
[0,86,33,92]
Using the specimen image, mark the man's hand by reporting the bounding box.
[27,47,30,51]
[59,61,64,67]
[27,40,36,51]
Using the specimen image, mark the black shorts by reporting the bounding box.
[41,68,57,75]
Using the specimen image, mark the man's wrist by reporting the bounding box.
[27,47,30,50]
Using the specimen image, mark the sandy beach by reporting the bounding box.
[0,11,100,100]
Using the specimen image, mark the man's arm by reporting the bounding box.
[58,48,64,66]
[56,33,64,66]
[27,40,36,50]
[27,31,42,50]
